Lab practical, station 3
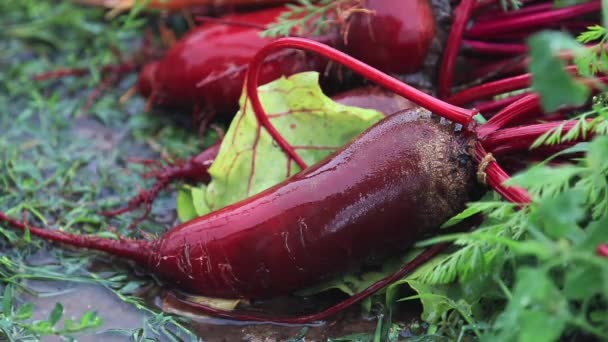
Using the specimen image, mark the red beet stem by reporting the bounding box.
[471,0,495,11]
[0,212,150,264]
[447,65,582,106]
[478,74,608,136]
[473,143,531,204]
[472,0,537,12]
[474,2,554,23]
[485,21,598,42]
[168,244,448,324]
[458,62,607,107]
[475,92,531,114]
[462,40,528,55]
[464,56,527,84]
[245,39,475,164]
[447,73,532,106]
[482,119,592,154]
[466,0,601,38]
[438,0,476,99]
[478,94,541,138]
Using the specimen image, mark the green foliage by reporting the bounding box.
[260,0,358,38]
[486,268,569,342]
[527,31,590,112]
[575,23,608,77]
[499,0,522,11]
[0,294,103,338]
[418,198,525,286]
[477,188,608,340]
[528,8,608,112]
[576,24,607,43]
[517,137,608,220]
[0,300,99,339]
[177,72,383,220]
[554,0,599,7]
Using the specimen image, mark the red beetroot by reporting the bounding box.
[0,110,479,298]
[151,111,479,298]
[138,6,339,117]
[343,0,436,74]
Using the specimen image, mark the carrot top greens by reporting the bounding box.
[260,0,360,38]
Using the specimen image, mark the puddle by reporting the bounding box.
[18,272,420,341]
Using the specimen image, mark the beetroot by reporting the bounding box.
[0,110,479,299]
[137,6,338,117]
[343,0,436,74]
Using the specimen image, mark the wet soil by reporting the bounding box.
[21,251,421,342]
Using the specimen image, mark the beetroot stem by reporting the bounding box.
[466,0,601,38]
[454,70,607,111]
[464,56,528,85]
[0,212,150,264]
[475,92,531,114]
[245,38,475,168]
[474,143,531,204]
[462,40,528,55]
[482,119,593,154]
[447,65,581,106]
[472,0,537,12]
[478,94,541,138]
[438,0,476,99]
[447,73,532,106]
[474,2,554,23]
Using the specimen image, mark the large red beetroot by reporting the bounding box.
[137,6,338,118]
[343,0,436,74]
